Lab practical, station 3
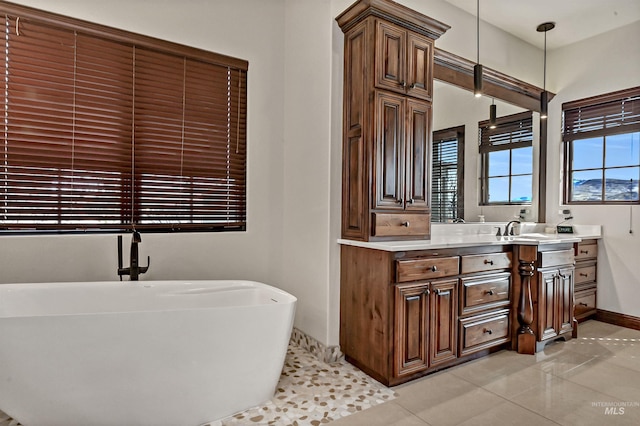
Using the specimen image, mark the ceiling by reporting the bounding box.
[444,0,640,50]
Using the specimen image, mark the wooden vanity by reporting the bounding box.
[339,237,595,386]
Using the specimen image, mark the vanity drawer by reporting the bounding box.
[372,213,430,237]
[575,264,596,284]
[461,252,512,274]
[539,249,574,268]
[459,309,510,355]
[396,256,459,283]
[460,273,511,315]
[576,242,597,261]
[575,288,597,319]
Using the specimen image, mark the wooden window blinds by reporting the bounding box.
[0,3,248,232]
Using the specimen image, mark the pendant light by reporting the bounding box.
[537,22,555,119]
[489,98,497,129]
[474,0,482,97]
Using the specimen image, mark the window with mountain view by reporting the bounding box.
[563,87,640,204]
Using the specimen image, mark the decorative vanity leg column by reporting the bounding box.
[516,246,537,355]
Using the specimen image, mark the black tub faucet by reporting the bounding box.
[117,231,150,281]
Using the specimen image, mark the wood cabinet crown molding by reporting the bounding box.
[336,0,450,40]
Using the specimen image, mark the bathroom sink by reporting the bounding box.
[517,233,557,239]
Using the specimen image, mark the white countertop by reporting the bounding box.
[338,223,602,252]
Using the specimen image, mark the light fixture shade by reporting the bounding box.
[474,63,483,97]
[489,103,497,128]
[540,90,548,119]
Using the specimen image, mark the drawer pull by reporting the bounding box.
[579,273,588,277]
[485,289,495,296]
[406,295,421,302]
[401,221,410,227]
[396,198,403,204]
[580,249,589,254]
[483,328,493,335]
[430,265,438,272]
[579,302,588,306]
[424,289,430,295]
[483,259,494,265]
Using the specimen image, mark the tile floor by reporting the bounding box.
[331,320,640,426]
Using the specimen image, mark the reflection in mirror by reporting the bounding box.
[431,80,539,223]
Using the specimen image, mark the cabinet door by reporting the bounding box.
[537,269,558,342]
[405,99,431,210]
[430,278,457,365]
[375,21,407,95]
[406,33,433,101]
[375,91,405,209]
[558,267,574,334]
[394,282,429,377]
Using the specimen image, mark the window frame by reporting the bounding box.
[0,1,248,234]
[431,125,465,222]
[562,86,640,205]
[479,111,533,206]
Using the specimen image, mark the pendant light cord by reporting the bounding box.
[476,0,480,64]
[543,31,547,91]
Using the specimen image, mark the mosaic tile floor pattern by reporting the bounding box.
[0,342,396,426]
[210,342,397,425]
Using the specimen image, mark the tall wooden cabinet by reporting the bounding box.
[337,0,449,241]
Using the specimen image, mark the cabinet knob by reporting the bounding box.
[579,302,588,306]
[396,198,403,204]
[400,81,407,88]
[407,198,415,204]
[430,265,438,272]
[409,82,416,89]
[401,221,410,227]
[424,288,430,295]
[580,250,589,254]
[485,289,495,296]
[434,288,442,295]
[579,273,588,277]
[483,259,494,265]
[484,328,493,335]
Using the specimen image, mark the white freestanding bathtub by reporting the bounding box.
[0,280,296,426]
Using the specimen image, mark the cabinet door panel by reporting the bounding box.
[405,99,431,210]
[375,91,405,209]
[430,278,458,365]
[394,283,429,377]
[558,267,574,334]
[406,33,433,100]
[375,21,406,94]
[538,270,558,342]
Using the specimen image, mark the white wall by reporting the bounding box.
[545,21,640,318]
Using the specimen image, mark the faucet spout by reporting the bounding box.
[117,231,150,281]
[504,220,521,236]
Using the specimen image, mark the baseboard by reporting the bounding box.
[290,327,343,364]
[596,309,640,331]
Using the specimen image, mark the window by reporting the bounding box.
[479,112,533,205]
[563,87,640,204]
[431,126,464,222]
[0,4,247,233]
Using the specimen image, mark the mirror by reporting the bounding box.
[431,79,540,223]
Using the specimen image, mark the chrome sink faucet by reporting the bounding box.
[117,231,150,281]
[504,220,521,236]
